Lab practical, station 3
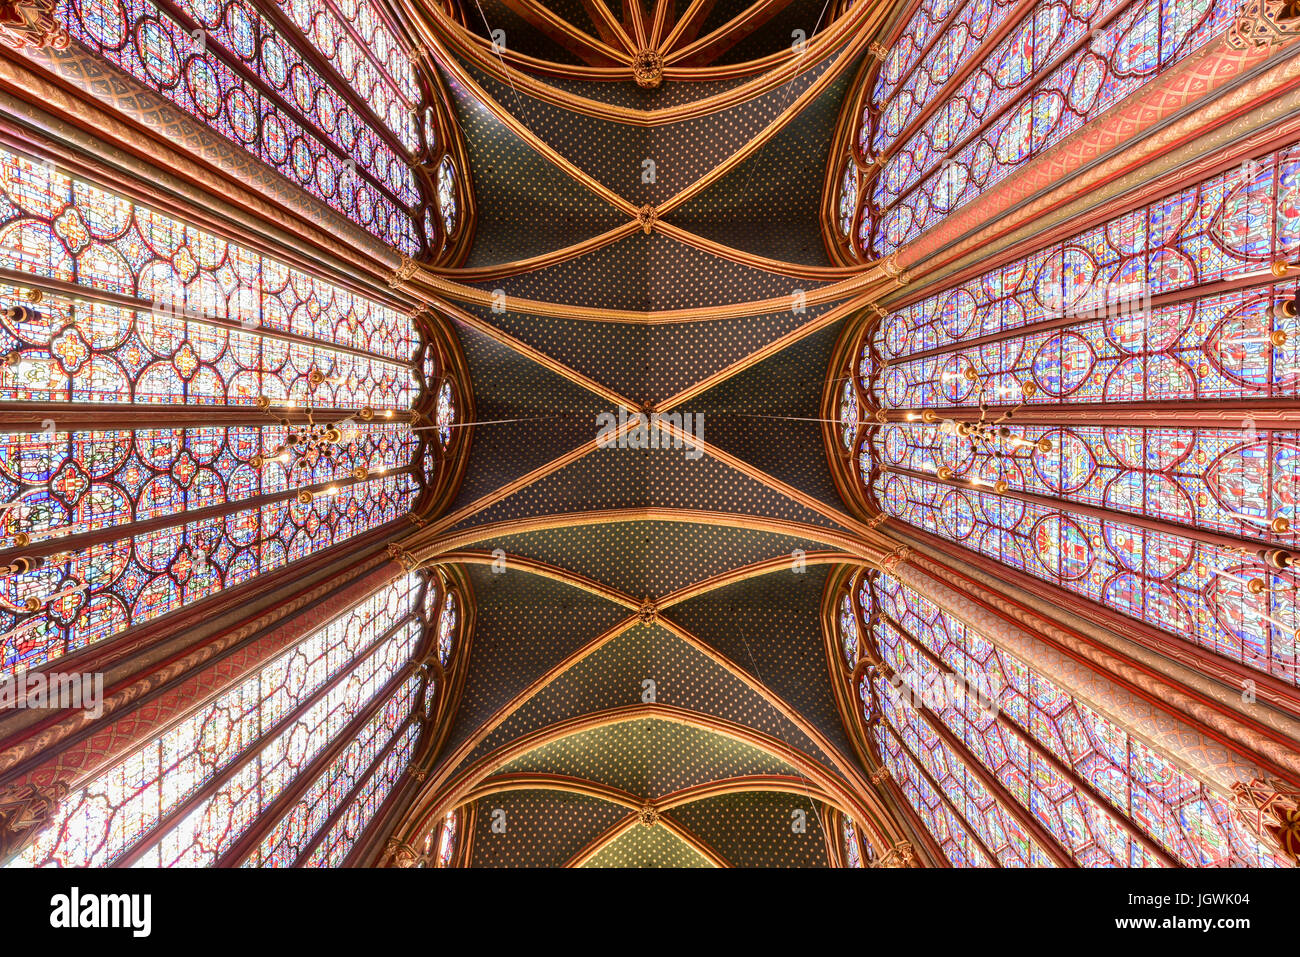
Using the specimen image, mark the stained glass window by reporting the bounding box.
[303,720,421,867]
[838,378,859,451]
[869,0,967,129]
[436,380,455,449]
[837,163,858,239]
[838,592,858,667]
[853,0,1238,258]
[857,143,1300,688]
[431,810,457,867]
[0,147,431,680]
[436,157,458,244]
[241,673,421,867]
[841,816,864,867]
[11,573,427,867]
[437,590,456,667]
[842,570,1286,867]
[60,0,430,252]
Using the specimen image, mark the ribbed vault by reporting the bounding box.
[383,0,909,866]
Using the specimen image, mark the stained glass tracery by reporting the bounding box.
[11,572,426,867]
[833,569,1288,867]
[51,0,470,259]
[9,563,468,868]
[61,0,423,252]
[841,815,864,867]
[429,809,457,867]
[0,1,476,872]
[836,0,1240,260]
[851,142,1300,689]
[0,145,467,680]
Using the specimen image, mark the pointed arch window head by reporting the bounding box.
[435,158,457,243]
[435,379,455,449]
[842,817,861,867]
[824,567,1290,867]
[415,94,469,262]
[825,0,1240,261]
[837,592,859,668]
[416,563,467,728]
[827,140,1300,693]
[838,378,859,451]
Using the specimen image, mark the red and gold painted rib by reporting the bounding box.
[398,0,890,123]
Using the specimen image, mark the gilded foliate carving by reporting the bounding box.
[387,543,419,571]
[0,780,68,859]
[1227,0,1300,49]
[384,837,419,868]
[0,0,70,50]
[1231,778,1300,863]
[874,840,915,868]
[389,255,419,288]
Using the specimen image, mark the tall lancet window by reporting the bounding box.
[52,0,442,253]
[8,565,467,867]
[845,142,1300,692]
[0,146,442,679]
[828,568,1288,867]
[834,0,1240,261]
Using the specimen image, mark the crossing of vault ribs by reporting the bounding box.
[381,0,900,868]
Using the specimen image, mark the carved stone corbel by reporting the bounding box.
[388,255,419,288]
[1227,0,1300,49]
[383,837,420,868]
[1231,777,1300,864]
[0,0,70,50]
[879,546,912,573]
[0,780,68,860]
[870,840,914,868]
[387,543,419,571]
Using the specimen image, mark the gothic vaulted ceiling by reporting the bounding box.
[386,0,902,866]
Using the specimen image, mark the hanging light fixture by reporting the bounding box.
[883,359,1048,494]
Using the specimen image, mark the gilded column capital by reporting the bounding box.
[387,543,420,571]
[0,0,70,50]
[874,840,915,868]
[389,254,420,288]
[0,780,68,860]
[384,837,419,868]
[1227,0,1300,49]
[1231,777,1300,864]
[879,546,912,573]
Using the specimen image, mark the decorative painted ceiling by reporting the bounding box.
[382,0,913,867]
